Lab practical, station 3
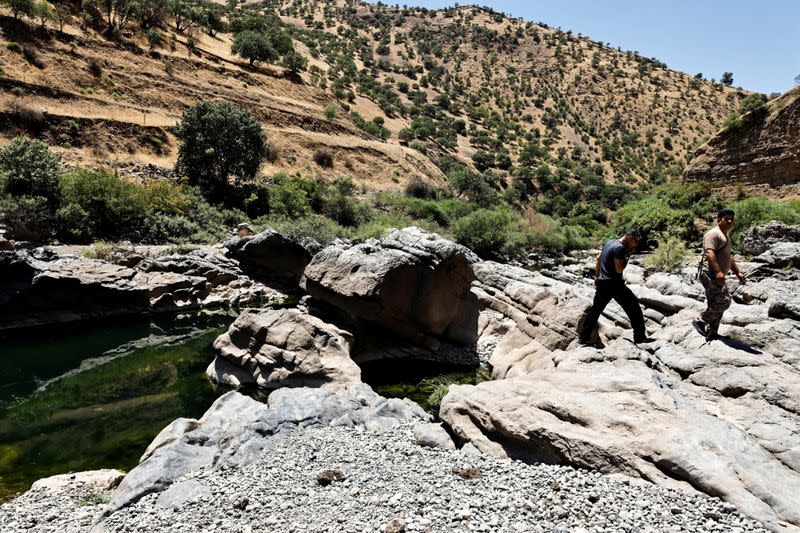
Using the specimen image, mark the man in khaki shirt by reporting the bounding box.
[693,208,747,340]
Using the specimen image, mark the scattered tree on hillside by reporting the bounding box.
[282,50,308,72]
[2,0,36,20]
[721,72,734,86]
[795,73,800,86]
[174,101,268,204]
[232,31,277,65]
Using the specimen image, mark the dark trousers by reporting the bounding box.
[579,279,646,341]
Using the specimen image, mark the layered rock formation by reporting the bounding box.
[440,244,800,532]
[0,248,284,330]
[683,86,800,192]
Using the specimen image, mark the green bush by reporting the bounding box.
[323,105,336,120]
[353,213,414,241]
[729,196,800,244]
[174,101,267,204]
[452,208,524,259]
[610,195,696,247]
[0,194,55,240]
[254,214,349,245]
[644,235,689,273]
[268,179,312,219]
[0,137,62,206]
[58,169,150,242]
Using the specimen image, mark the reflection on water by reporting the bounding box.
[362,359,491,413]
[0,311,239,502]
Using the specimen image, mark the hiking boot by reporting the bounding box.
[578,338,603,348]
[692,319,707,337]
[633,336,656,344]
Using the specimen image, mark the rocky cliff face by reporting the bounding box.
[683,86,800,194]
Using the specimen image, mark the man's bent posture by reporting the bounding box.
[579,229,653,346]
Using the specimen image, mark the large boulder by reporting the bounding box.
[741,221,800,256]
[207,307,361,388]
[0,248,284,330]
[302,227,479,347]
[442,258,800,532]
[102,385,429,516]
[225,229,321,281]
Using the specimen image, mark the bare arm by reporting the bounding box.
[730,257,746,284]
[594,253,601,279]
[614,257,626,273]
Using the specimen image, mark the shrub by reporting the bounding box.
[254,214,349,245]
[281,50,307,72]
[323,105,336,120]
[644,235,689,273]
[611,195,696,247]
[81,241,117,261]
[729,196,800,244]
[452,208,523,259]
[6,42,23,53]
[322,188,370,227]
[268,179,312,219]
[353,213,414,241]
[0,194,55,241]
[404,177,437,199]
[58,169,150,242]
[313,148,334,168]
[174,101,267,204]
[0,137,61,205]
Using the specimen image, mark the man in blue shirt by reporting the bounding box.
[578,229,653,346]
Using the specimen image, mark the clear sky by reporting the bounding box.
[365,0,800,95]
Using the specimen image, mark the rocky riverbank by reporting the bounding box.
[0,423,769,533]
[1,224,799,532]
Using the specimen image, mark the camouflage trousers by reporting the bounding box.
[699,271,732,335]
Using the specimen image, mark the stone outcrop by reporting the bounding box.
[741,221,800,255]
[302,227,479,347]
[224,229,321,281]
[683,86,800,192]
[207,307,361,388]
[103,385,429,515]
[0,248,284,330]
[441,251,800,532]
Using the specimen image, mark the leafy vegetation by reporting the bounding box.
[174,101,267,204]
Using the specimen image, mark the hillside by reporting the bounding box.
[683,85,800,198]
[0,0,747,194]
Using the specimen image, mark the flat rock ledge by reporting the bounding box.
[0,248,285,330]
[446,251,800,532]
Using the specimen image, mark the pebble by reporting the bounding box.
[0,424,770,533]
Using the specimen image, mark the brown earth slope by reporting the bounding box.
[0,1,748,190]
[683,86,800,198]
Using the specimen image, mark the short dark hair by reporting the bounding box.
[718,208,735,220]
[625,228,642,238]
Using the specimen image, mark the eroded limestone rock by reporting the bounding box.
[208,307,361,388]
[302,227,479,347]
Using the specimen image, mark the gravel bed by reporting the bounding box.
[85,424,767,533]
